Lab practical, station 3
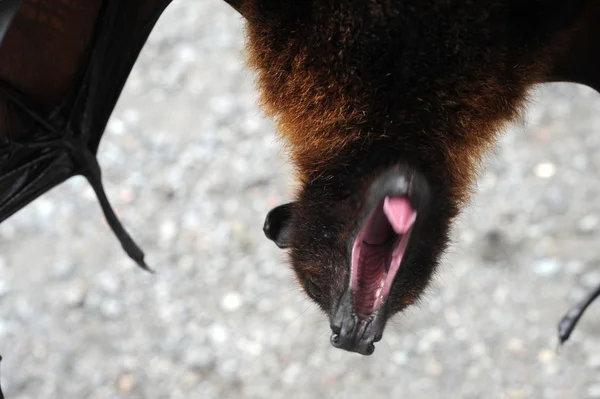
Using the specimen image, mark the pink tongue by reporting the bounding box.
[383,197,416,235]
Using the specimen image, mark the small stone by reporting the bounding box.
[64,281,87,308]
[52,262,76,280]
[577,214,599,234]
[507,338,524,353]
[443,307,461,327]
[533,258,561,277]
[581,270,600,289]
[566,260,585,275]
[220,292,242,312]
[185,348,216,373]
[182,371,200,389]
[480,229,511,263]
[537,349,555,364]
[97,272,121,295]
[392,351,409,365]
[587,354,600,369]
[118,374,136,394]
[534,162,556,178]
[470,342,488,358]
[417,327,444,353]
[282,362,302,385]
[572,154,588,170]
[100,300,123,318]
[35,198,55,220]
[108,118,126,136]
[209,323,228,344]
[0,280,10,298]
[160,219,178,243]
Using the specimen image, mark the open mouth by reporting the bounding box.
[351,196,417,320]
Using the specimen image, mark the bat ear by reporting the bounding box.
[263,202,294,249]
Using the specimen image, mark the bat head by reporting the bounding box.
[263,149,458,355]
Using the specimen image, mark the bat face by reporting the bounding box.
[264,160,458,355]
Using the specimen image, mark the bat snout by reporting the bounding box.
[328,290,386,356]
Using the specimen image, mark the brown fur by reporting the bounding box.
[244,0,588,343]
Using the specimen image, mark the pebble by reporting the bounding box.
[96,272,121,295]
[581,270,600,288]
[209,323,228,344]
[118,374,136,394]
[160,219,178,243]
[185,348,216,373]
[587,354,600,369]
[507,338,524,354]
[100,299,124,319]
[392,351,409,366]
[537,349,555,364]
[0,281,10,298]
[63,281,87,308]
[566,260,585,275]
[578,214,599,234]
[282,362,302,385]
[52,261,76,280]
[533,258,561,277]
[534,162,556,178]
[220,292,242,312]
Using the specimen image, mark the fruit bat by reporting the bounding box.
[253,0,600,355]
[0,0,598,358]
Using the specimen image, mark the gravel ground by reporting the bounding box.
[1,2,600,398]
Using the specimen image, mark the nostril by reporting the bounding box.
[330,333,341,347]
[366,344,375,355]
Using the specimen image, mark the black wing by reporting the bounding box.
[0,0,178,271]
[0,0,245,270]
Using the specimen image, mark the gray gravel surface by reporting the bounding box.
[1,2,600,398]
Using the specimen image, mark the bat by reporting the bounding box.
[0,0,598,360]
[253,0,600,355]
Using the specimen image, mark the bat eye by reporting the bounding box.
[305,279,323,300]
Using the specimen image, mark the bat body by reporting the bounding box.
[254,0,600,355]
[0,0,599,358]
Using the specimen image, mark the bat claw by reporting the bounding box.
[83,151,154,273]
[132,253,154,274]
[0,354,4,399]
[556,282,600,346]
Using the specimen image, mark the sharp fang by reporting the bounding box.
[375,287,382,299]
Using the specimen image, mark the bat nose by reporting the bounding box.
[328,290,385,356]
[330,333,375,355]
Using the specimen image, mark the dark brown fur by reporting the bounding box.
[244,0,592,345]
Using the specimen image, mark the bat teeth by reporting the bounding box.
[375,287,382,299]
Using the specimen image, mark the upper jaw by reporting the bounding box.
[328,164,430,355]
[329,289,386,356]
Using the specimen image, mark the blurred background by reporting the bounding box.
[1,1,600,398]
